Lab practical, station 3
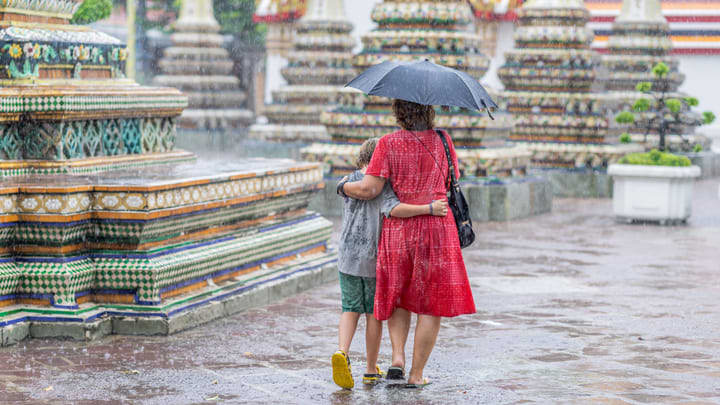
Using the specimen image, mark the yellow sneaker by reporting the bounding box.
[331,350,354,389]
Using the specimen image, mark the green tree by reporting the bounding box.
[214,0,266,44]
[72,0,114,24]
[615,62,715,151]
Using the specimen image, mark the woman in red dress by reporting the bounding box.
[341,99,476,386]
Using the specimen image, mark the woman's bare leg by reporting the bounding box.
[387,307,411,368]
[338,312,360,353]
[365,314,382,374]
[407,314,441,384]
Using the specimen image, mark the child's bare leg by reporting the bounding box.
[338,312,360,353]
[365,314,382,374]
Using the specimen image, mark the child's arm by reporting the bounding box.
[379,183,448,218]
[390,200,447,218]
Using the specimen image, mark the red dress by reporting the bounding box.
[366,129,476,321]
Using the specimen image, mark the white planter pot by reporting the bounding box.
[608,164,701,223]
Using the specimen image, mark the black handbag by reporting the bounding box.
[436,130,475,249]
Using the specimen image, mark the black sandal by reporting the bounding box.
[362,365,384,385]
[386,366,405,380]
[404,378,431,389]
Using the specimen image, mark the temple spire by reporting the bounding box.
[617,0,666,23]
[175,0,220,32]
[301,0,347,21]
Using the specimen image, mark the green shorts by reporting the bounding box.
[339,272,376,314]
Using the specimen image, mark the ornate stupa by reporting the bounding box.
[249,0,356,142]
[498,0,639,168]
[602,0,683,92]
[302,0,530,178]
[153,0,253,129]
[602,0,708,151]
[0,0,332,342]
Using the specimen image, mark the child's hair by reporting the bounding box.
[356,137,380,168]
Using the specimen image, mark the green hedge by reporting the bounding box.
[72,0,113,24]
[618,150,691,167]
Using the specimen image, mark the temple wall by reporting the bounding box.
[678,55,720,148]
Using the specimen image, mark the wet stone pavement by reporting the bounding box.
[2,180,720,405]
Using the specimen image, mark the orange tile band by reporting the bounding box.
[0,299,16,308]
[92,294,136,304]
[18,297,52,307]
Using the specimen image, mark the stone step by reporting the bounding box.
[0,251,338,346]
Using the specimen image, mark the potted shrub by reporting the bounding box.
[609,62,715,224]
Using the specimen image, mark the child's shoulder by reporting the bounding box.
[349,169,364,182]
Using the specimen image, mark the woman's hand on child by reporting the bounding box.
[336,176,350,197]
[431,199,448,217]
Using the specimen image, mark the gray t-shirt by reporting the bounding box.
[338,170,401,278]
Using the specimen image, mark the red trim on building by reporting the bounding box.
[672,48,720,55]
[594,47,720,55]
[474,10,518,21]
[592,16,720,22]
[252,10,304,23]
[471,0,523,21]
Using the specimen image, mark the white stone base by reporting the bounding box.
[179,109,254,130]
[249,124,329,142]
[608,164,701,223]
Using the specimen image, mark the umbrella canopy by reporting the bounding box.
[345,60,498,117]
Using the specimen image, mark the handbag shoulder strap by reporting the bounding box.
[435,129,458,188]
[407,129,449,190]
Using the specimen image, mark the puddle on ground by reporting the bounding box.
[471,276,597,294]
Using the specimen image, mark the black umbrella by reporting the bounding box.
[345,59,497,119]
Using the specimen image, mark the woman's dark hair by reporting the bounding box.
[356,137,380,168]
[392,99,435,131]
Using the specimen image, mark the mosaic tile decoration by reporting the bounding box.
[0,260,21,297]
[319,108,513,147]
[0,151,196,177]
[15,221,90,247]
[1,214,332,308]
[17,257,95,308]
[10,189,316,250]
[89,191,315,247]
[497,0,642,168]
[0,89,187,118]
[0,252,337,333]
[0,0,82,19]
[0,27,128,80]
[302,142,531,178]
[5,164,323,215]
[0,27,123,46]
[0,4,336,335]
[0,160,329,308]
[94,215,332,304]
[0,117,177,160]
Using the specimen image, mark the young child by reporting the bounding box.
[331,137,447,389]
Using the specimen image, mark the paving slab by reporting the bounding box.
[1,180,719,404]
